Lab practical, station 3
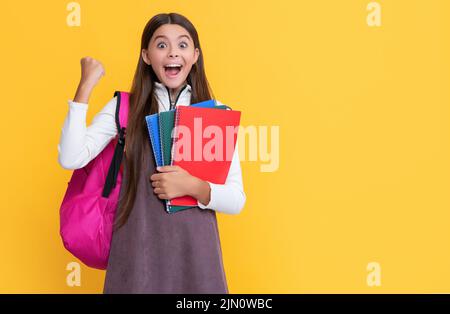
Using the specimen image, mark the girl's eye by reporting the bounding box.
[157,41,188,49]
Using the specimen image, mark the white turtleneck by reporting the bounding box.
[57,81,246,215]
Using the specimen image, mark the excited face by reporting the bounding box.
[142,24,200,91]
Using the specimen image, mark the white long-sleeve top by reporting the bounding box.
[58,81,246,215]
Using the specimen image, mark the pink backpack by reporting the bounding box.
[59,91,129,270]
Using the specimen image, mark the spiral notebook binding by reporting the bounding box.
[158,113,165,169]
[159,114,171,213]
[171,106,184,167]
[145,115,161,168]
[165,106,184,212]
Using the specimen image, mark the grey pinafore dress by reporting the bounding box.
[102,139,229,294]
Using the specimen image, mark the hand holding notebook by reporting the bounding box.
[169,105,241,207]
[145,100,241,212]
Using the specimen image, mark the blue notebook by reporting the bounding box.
[145,113,163,167]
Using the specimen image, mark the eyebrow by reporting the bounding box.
[153,34,191,42]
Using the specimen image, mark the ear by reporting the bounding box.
[141,49,151,65]
[193,48,200,64]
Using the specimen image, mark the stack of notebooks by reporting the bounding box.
[145,100,241,213]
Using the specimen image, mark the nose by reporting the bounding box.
[168,47,179,58]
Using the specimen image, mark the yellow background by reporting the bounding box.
[1,0,449,293]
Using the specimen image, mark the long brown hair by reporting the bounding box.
[113,13,214,231]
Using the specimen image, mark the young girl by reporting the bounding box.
[58,13,245,293]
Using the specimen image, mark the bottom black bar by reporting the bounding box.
[1,294,450,311]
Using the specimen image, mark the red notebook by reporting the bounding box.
[169,106,241,207]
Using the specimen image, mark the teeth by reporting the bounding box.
[165,64,182,68]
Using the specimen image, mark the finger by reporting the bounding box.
[150,173,163,181]
[157,193,169,200]
[151,181,160,188]
[157,166,180,172]
[153,187,164,194]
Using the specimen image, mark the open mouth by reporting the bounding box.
[164,64,183,78]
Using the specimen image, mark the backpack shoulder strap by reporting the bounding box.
[113,91,130,143]
[102,91,130,198]
[114,91,130,129]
